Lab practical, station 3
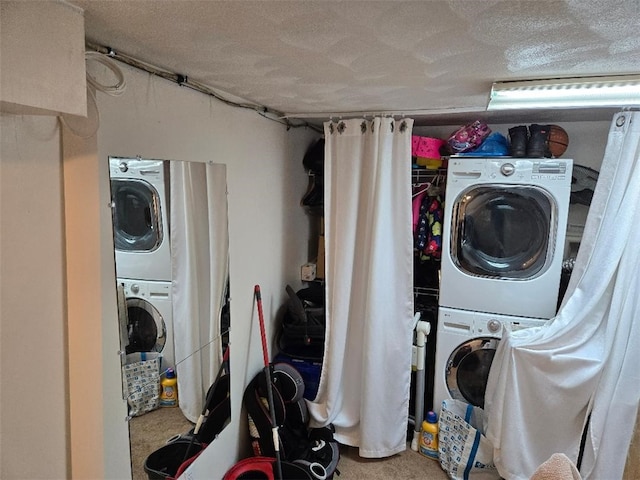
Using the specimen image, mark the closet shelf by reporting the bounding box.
[412,167,447,186]
[414,286,439,300]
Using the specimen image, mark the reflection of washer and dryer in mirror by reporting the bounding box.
[110,158,171,282]
[118,279,175,372]
[110,157,175,372]
[434,157,575,411]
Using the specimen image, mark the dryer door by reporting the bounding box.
[450,185,555,280]
[125,298,167,355]
[445,337,499,408]
[111,178,163,252]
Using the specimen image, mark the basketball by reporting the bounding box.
[546,125,569,157]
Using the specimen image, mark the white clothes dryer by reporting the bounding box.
[118,278,175,372]
[433,306,548,412]
[439,157,573,319]
[110,157,172,282]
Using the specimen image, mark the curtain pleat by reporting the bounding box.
[485,112,640,479]
[170,162,229,422]
[307,117,414,458]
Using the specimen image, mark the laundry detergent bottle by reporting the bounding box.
[160,368,178,407]
[419,411,439,459]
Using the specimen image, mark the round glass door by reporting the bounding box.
[451,185,554,279]
[111,178,163,252]
[125,298,167,354]
[445,337,500,408]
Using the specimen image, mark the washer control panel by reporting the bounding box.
[487,319,502,333]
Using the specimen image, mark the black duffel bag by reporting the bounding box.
[278,284,325,361]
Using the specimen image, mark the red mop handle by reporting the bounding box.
[254,285,270,366]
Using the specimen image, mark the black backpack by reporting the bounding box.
[278,284,326,361]
[243,363,340,479]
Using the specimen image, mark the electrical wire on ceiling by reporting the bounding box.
[84,41,323,133]
[60,51,127,138]
[85,51,126,96]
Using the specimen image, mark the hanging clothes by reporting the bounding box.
[415,194,443,261]
[307,117,415,458]
[412,189,428,234]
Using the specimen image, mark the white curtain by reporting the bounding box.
[485,111,640,479]
[170,161,229,422]
[307,117,415,458]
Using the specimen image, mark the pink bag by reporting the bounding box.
[447,121,491,153]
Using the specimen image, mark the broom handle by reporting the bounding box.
[254,285,270,366]
[254,285,283,480]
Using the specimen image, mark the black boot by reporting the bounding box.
[527,124,550,158]
[508,126,528,158]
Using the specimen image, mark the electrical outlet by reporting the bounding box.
[301,263,317,281]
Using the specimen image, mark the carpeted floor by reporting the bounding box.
[338,444,449,479]
[129,407,193,480]
[129,408,449,479]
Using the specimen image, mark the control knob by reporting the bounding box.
[487,319,502,333]
[500,163,515,176]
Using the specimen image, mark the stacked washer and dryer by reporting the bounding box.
[110,157,175,373]
[433,156,573,410]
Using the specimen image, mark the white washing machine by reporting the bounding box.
[110,157,172,282]
[118,278,175,372]
[439,157,573,319]
[433,306,548,412]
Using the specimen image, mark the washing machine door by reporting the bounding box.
[450,185,555,280]
[446,337,499,408]
[125,298,167,355]
[111,178,163,252]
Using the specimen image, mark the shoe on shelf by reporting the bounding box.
[508,125,528,158]
[527,124,550,158]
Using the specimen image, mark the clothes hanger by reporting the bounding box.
[427,173,444,196]
[413,182,432,198]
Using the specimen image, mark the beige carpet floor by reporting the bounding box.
[338,444,449,479]
[129,407,193,480]
[129,408,449,479]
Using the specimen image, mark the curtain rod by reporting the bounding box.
[283,106,487,122]
[84,41,322,133]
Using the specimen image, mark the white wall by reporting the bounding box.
[0,0,86,116]
[91,64,318,477]
[62,121,131,479]
[0,114,69,479]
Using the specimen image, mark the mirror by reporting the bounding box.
[109,157,230,479]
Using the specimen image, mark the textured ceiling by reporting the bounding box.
[69,0,640,125]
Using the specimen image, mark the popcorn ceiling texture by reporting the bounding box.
[72,0,639,118]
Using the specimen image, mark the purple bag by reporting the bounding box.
[447,120,492,153]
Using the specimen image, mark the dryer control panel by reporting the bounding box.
[531,160,569,180]
[448,157,571,185]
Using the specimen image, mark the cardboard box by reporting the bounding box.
[316,235,325,279]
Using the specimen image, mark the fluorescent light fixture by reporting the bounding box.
[487,75,640,110]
